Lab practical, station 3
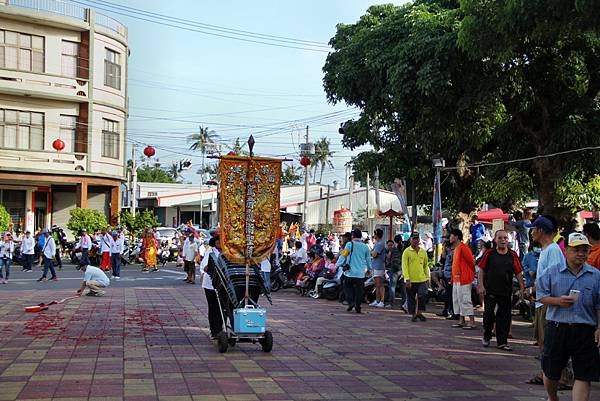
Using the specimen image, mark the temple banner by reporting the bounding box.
[219,155,282,265]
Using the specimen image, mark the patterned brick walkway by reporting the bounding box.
[0,287,596,401]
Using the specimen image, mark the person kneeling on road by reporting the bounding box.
[77,264,110,296]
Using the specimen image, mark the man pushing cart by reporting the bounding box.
[205,139,282,353]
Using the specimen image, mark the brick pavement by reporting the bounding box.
[0,286,596,401]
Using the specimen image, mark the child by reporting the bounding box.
[310,251,337,298]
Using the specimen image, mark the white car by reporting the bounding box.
[155,227,178,243]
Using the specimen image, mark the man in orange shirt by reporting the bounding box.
[449,229,476,329]
[583,223,600,269]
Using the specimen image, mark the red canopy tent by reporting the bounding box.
[477,208,510,224]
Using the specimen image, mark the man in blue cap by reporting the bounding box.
[537,232,600,401]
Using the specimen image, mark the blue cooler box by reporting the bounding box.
[233,305,267,334]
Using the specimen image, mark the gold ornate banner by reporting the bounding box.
[219,155,282,265]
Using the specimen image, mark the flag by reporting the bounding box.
[219,155,282,265]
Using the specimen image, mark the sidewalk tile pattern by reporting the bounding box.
[0,287,597,400]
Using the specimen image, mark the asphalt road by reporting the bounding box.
[0,261,190,291]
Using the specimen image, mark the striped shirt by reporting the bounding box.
[537,262,600,327]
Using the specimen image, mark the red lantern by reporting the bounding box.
[143,145,155,158]
[299,156,311,167]
[227,151,237,156]
[52,138,65,152]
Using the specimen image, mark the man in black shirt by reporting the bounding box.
[478,230,525,351]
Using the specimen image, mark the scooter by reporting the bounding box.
[364,273,390,304]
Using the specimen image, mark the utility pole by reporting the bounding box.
[131,144,137,218]
[325,185,331,225]
[366,171,370,234]
[303,125,310,226]
[348,175,354,212]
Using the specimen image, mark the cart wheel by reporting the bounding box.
[260,330,273,353]
[228,337,237,347]
[217,331,228,353]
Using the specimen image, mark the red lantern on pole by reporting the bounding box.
[52,138,65,152]
[143,145,155,158]
[299,156,311,167]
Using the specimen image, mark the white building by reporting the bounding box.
[0,0,128,235]
[125,182,411,237]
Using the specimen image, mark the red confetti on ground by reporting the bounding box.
[23,311,65,338]
[125,309,164,335]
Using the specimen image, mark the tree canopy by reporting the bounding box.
[323,0,600,214]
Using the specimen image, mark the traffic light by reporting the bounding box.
[179,159,192,171]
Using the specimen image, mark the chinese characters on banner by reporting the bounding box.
[219,155,282,265]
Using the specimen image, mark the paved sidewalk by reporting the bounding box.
[0,286,595,401]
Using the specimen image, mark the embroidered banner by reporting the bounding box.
[219,155,282,265]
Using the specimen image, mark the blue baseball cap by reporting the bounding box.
[525,216,554,233]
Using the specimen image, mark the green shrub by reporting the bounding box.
[67,208,108,235]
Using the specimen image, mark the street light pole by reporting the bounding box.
[131,144,137,218]
[303,125,310,225]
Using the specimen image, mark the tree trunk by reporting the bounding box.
[533,158,557,215]
[320,163,325,184]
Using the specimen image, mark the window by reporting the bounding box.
[102,118,119,159]
[60,115,77,153]
[61,41,79,78]
[104,48,121,90]
[0,30,44,72]
[0,108,44,150]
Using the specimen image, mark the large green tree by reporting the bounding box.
[323,0,600,214]
[136,164,176,183]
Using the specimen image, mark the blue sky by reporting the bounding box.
[86,0,406,184]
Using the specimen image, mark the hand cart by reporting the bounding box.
[207,252,273,353]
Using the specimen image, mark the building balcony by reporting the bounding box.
[2,0,128,40]
[0,68,89,102]
[0,147,88,175]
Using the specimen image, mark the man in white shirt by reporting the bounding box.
[201,235,222,339]
[110,231,123,279]
[20,230,35,272]
[290,240,308,278]
[99,228,113,272]
[260,257,272,291]
[76,264,110,296]
[38,229,57,282]
[182,230,199,284]
[0,232,15,283]
[77,228,92,267]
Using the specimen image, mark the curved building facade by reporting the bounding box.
[0,0,128,235]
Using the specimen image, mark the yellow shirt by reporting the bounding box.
[402,246,430,283]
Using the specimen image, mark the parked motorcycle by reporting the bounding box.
[269,254,297,292]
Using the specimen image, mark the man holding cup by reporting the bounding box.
[537,232,600,401]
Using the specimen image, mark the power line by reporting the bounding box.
[441,146,600,171]
[69,0,331,52]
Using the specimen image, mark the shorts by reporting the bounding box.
[183,260,194,273]
[372,270,385,278]
[534,305,547,344]
[452,283,474,316]
[542,322,600,382]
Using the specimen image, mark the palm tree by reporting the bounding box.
[168,162,181,182]
[188,126,219,153]
[230,137,249,155]
[311,137,335,184]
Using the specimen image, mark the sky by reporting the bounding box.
[80,0,407,185]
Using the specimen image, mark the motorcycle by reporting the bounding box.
[157,241,170,267]
[364,273,390,304]
[269,253,297,292]
[128,239,142,264]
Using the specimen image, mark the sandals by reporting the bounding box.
[526,375,544,385]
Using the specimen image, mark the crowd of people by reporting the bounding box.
[279,214,600,401]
